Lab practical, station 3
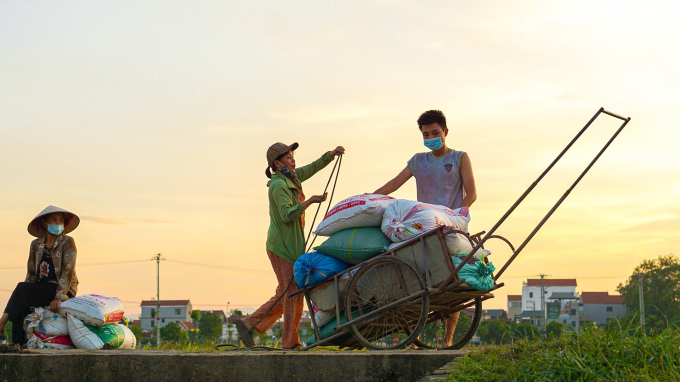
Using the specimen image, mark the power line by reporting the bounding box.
[0,259,149,270]
[501,275,628,279]
[165,259,271,275]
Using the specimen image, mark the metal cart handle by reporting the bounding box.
[439,107,631,290]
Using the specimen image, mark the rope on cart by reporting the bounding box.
[217,154,343,352]
[305,154,343,253]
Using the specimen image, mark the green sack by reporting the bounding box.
[314,227,391,264]
[451,255,496,291]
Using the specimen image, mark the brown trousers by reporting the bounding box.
[243,249,303,349]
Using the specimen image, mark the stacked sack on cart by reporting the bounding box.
[293,194,496,330]
[24,294,136,350]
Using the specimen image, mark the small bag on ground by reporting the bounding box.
[314,227,391,264]
[59,294,125,326]
[24,308,69,337]
[67,315,136,350]
[26,333,75,350]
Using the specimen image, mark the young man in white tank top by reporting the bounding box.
[373,109,477,347]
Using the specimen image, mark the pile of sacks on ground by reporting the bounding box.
[24,294,136,350]
[293,194,496,329]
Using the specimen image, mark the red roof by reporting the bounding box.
[130,320,141,327]
[508,295,522,301]
[180,321,195,330]
[462,308,476,318]
[526,279,577,287]
[581,292,625,304]
[140,300,191,307]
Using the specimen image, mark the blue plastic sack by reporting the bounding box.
[294,251,351,288]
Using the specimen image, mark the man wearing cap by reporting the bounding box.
[235,142,344,350]
[0,206,80,346]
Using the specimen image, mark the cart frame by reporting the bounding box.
[291,107,631,351]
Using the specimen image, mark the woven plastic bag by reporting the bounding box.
[450,255,496,291]
[294,252,351,288]
[314,194,396,236]
[382,200,470,242]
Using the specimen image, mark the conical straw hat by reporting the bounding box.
[27,205,80,238]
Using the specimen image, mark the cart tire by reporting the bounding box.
[344,257,429,350]
[414,297,482,350]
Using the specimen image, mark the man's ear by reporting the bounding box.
[444,128,449,137]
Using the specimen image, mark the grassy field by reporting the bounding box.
[448,325,680,382]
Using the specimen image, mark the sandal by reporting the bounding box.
[234,319,254,348]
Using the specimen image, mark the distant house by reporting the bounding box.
[483,309,508,321]
[140,300,192,331]
[507,295,522,321]
[523,279,577,312]
[178,321,196,331]
[581,292,627,326]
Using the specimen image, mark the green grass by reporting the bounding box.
[448,325,680,382]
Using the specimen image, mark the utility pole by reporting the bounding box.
[152,253,165,347]
[227,301,231,344]
[540,274,548,339]
[638,273,645,329]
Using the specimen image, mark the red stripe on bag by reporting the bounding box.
[323,200,367,219]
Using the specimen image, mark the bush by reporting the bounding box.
[448,324,680,381]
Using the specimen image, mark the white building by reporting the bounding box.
[522,279,577,312]
[140,300,193,331]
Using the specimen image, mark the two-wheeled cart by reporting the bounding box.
[291,108,631,350]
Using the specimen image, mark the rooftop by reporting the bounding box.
[526,279,577,287]
[519,310,543,318]
[508,295,522,301]
[581,292,625,304]
[140,300,191,307]
[547,292,579,300]
[484,309,506,318]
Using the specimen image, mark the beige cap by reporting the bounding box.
[27,205,80,238]
[266,142,299,168]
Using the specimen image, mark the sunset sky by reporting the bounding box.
[1,1,679,315]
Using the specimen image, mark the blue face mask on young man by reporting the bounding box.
[424,137,444,151]
[47,224,64,236]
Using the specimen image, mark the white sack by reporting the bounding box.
[59,294,124,326]
[24,308,69,338]
[381,200,470,242]
[387,235,490,259]
[67,315,136,350]
[314,310,335,327]
[315,194,396,236]
[26,333,75,350]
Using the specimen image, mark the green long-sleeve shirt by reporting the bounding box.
[266,151,334,263]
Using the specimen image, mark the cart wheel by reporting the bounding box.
[344,257,429,350]
[414,296,482,350]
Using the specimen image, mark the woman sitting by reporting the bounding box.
[0,206,80,346]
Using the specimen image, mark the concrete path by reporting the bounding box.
[1,349,467,382]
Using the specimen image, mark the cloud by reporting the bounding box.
[81,216,126,225]
[206,126,264,134]
[269,104,377,124]
[621,218,680,234]
[126,218,177,224]
[81,216,176,225]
